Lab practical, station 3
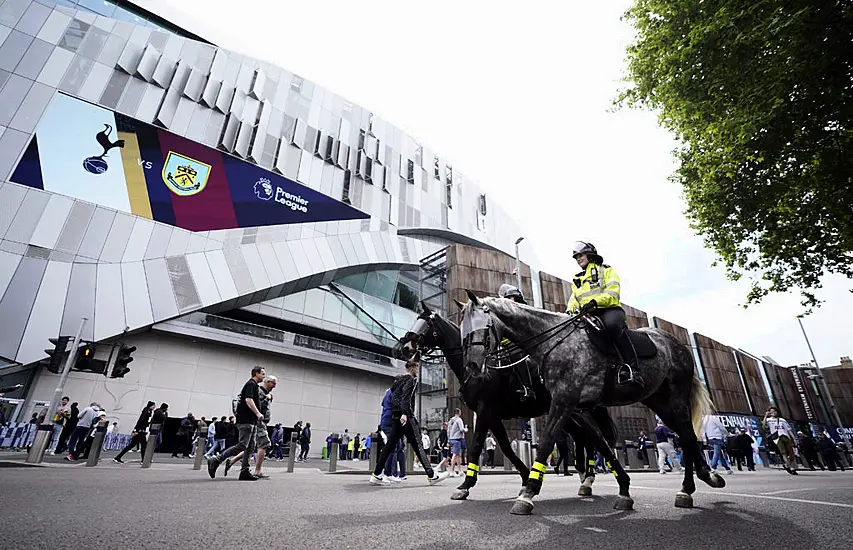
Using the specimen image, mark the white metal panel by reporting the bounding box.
[184,252,221,306]
[204,249,239,301]
[94,263,125,341]
[28,193,73,249]
[122,217,155,263]
[239,243,268,290]
[15,260,72,365]
[255,242,284,285]
[121,261,154,329]
[0,250,23,303]
[360,232,380,264]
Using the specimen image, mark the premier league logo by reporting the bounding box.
[83,124,125,174]
[254,178,273,200]
[162,151,211,196]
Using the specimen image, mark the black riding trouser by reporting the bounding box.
[593,307,633,364]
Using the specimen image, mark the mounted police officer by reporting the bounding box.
[567,241,642,386]
[498,283,527,305]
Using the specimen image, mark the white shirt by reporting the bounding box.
[106,424,114,434]
[485,436,496,451]
[766,417,792,438]
[421,434,430,450]
[702,415,728,441]
[208,423,216,438]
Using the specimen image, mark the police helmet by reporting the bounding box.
[498,283,526,304]
[572,241,597,259]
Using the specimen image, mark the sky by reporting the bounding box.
[162,0,849,368]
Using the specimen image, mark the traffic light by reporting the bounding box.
[74,343,105,373]
[110,344,136,378]
[44,336,70,374]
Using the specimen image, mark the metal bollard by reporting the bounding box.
[518,441,532,469]
[368,432,379,471]
[193,422,207,471]
[25,424,54,464]
[86,420,109,467]
[287,432,298,473]
[141,423,161,469]
[503,447,514,471]
[406,444,414,473]
[329,442,338,472]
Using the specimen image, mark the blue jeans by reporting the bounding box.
[708,438,730,470]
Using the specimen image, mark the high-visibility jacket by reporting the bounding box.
[567,262,621,314]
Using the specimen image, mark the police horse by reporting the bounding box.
[458,291,725,515]
[399,303,632,506]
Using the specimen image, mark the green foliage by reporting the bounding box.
[617,0,853,312]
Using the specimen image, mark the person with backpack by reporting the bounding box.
[172,413,196,458]
[369,355,449,486]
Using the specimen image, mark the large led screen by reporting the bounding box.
[11,93,368,232]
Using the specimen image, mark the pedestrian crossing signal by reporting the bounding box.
[110,345,136,378]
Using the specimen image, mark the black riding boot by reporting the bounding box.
[614,333,643,386]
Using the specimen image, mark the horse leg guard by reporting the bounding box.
[674,491,694,509]
[452,464,480,500]
[578,474,595,497]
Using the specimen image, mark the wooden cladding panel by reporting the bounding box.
[764,364,808,421]
[694,333,751,413]
[736,351,772,415]
[653,317,690,347]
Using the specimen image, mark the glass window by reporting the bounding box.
[394,281,419,311]
[112,6,147,26]
[303,289,325,319]
[364,271,396,302]
[322,293,343,324]
[77,0,116,17]
[340,303,358,328]
[282,291,305,313]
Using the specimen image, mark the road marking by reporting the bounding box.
[584,527,607,533]
[597,483,853,509]
[760,487,818,495]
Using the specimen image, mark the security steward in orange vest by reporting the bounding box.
[567,241,642,386]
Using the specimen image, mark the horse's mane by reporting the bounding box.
[479,297,568,322]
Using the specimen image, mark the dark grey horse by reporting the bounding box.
[399,303,633,506]
[459,292,725,515]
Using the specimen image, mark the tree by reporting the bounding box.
[617,1,853,312]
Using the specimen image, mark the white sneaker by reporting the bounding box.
[725,469,734,475]
[428,471,450,485]
[659,470,667,474]
[388,475,402,483]
[369,474,390,486]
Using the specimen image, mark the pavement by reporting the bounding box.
[2,456,852,549]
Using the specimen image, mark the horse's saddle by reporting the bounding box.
[583,316,658,359]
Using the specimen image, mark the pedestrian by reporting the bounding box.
[763,406,798,475]
[205,417,217,454]
[483,432,497,468]
[113,401,155,464]
[54,402,79,454]
[364,433,371,460]
[726,429,741,470]
[702,414,734,475]
[66,403,100,461]
[817,433,846,471]
[220,374,276,478]
[654,419,681,474]
[271,424,284,461]
[326,433,334,460]
[340,429,351,460]
[637,430,650,467]
[369,356,449,486]
[205,417,228,459]
[207,366,266,481]
[796,431,823,471]
[735,429,756,471]
[553,428,573,476]
[225,416,238,449]
[48,396,71,453]
[347,434,355,460]
[353,433,360,461]
[437,422,449,472]
[171,413,196,458]
[447,408,467,477]
[71,410,106,461]
[298,422,311,461]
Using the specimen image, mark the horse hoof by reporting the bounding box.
[450,489,469,501]
[511,497,535,515]
[708,473,726,489]
[614,496,634,510]
[578,486,593,497]
[674,492,693,509]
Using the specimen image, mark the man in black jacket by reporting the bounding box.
[735,429,756,471]
[796,431,824,471]
[113,401,155,464]
[369,356,449,486]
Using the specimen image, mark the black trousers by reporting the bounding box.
[801,450,824,470]
[116,432,147,460]
[372,416,432,477]
[735,451,754,470]
[593,307,633,363]
[554,440,571,475]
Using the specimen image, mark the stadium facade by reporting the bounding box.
[0,0,535,446]
[1,1,851,451]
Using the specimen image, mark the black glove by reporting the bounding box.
[579,299,598,314]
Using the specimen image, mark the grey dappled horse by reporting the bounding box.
[459,292,725,515]
[399,304,628,503]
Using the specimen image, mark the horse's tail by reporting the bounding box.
[690,376,714,438]
[591,406,617,448]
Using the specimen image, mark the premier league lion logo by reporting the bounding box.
[254,178,273,200]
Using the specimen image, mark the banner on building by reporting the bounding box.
[11,93,369,232]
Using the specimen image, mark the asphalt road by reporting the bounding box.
[2,461,852,549]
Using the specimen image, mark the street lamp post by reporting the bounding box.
[797,317,844,428]
[514,237,537,449]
